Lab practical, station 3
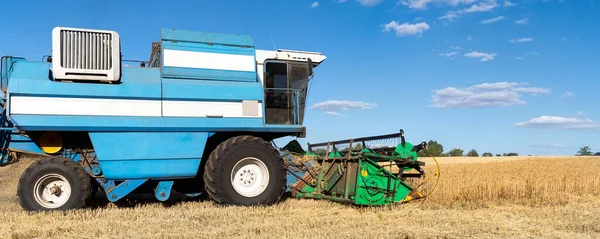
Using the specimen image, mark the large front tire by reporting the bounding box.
[203,135,286,206]
[17,156,92,211]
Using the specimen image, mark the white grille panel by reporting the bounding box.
[52,27,121,82]
[60,30,112,70]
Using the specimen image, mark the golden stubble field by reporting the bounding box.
[0,155,599,239]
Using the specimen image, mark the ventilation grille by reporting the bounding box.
[52,27,121,82]
[60,30,112,70]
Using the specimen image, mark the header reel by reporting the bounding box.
[280,129,440,206]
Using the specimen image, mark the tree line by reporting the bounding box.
[415,140,518,157]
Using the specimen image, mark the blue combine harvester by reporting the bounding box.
[0,27,326,211]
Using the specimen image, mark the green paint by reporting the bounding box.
[395,142,418,171]
[290,141,419,206]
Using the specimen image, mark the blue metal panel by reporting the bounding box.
[10,115,281,132]
[89,132,208,179]
[8,63,161,100]
[161,38,257,82]
[161,78,262,101]
[99,159,201,180]
[89,132,208,160]
[7,133,45,155]
[162,67,257,83]
[160,28,254,47]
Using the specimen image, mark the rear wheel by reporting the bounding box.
[17,156,92,211]
[203,135,286,206]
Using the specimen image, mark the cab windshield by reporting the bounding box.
[264,61,311,125]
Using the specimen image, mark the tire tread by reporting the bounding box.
[203,135,286,206]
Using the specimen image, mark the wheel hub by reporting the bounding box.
[231,157,270,197]
[33,173,72,209]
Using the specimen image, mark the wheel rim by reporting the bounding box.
[33,173,72,209]
[230,157,270,197]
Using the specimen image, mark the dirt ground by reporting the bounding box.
[0,156,599,239]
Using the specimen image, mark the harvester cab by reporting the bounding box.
[256,49,324,126]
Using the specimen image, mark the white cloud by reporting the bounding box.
[440,51,460,57]
[451,46,463,50]
[430,82,550,108]
[439,12,460,21]
[466,36,473,41]
[516,56,524,60]
[515,116,600,130]
[560,37,568,41]
[338,0,348,2]
[479,16,506,24]
[438,1,499,21]
[513,87,550,95]
[509,37,533,43]
[503,1,517,7]
[515,17,528,24]
[530,143,564,149]
[464,51,497,61]
[464,1,497,12]
[311,2,320,8]
[358,0,383,6]
[383,21,430,37]
[560,91,573,97]
[398,0,478,10]
[310,100,377,115]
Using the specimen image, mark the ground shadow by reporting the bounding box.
[87,190,209,210]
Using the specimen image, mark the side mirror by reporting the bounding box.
[307,58,314,76]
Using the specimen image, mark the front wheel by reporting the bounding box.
[17,156,92,211]
[203,135,286,206]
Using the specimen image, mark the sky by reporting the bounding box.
[0,0,599,156]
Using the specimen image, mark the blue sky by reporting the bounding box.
[1,0,598,156]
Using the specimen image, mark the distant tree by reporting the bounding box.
[418,140,444,157]
[577,146,593,156]
[466,149,479,157]
[506,152,519,156]
[496,154,501,157]
[448,148,464,157]
[482,152,493,157]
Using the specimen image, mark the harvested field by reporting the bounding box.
[0,156,599,239]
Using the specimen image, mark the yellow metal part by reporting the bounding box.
[402,155,441,203]
[38,132,63,154]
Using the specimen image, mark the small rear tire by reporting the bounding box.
[17,156,92,211]
[203,135,286,206]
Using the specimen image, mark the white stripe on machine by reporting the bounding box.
[9,96,263,118]
[163,49,255,72]
[162,100,262,118]
[10,96,161,117]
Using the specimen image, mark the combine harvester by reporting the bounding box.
[0,27,439,211]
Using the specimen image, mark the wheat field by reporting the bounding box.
[0,155,599,239]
